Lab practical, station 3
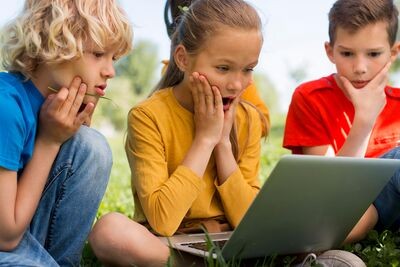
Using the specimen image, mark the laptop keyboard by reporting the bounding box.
[181,239,228,252]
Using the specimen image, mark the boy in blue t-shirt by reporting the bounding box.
[0,0,132,266]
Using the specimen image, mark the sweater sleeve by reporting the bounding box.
[216,105,262,227]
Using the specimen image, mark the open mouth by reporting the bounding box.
[222,97,234,111]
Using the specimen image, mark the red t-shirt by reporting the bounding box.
[283,74,400,158]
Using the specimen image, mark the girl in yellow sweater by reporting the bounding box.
[89,0,267,266]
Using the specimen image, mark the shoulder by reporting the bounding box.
[294,74,336,96]
[0,72,24,92]
[127,88,183,130]
[0,73,25,114]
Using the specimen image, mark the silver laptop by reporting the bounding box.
[159,154,400,260]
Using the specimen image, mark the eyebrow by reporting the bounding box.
[218,58,259,67]
[337,45,385,51]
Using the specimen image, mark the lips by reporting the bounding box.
[95,85,107,96]
[352,81,369,89]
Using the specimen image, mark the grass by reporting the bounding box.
[80,113,400,266]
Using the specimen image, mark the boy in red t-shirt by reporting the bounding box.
[284,0,400,243]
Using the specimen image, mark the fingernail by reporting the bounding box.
[80,83,87,90]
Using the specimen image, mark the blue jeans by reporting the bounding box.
[0,126,112,267]
[374,146,400,231]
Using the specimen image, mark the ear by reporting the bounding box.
[390,41,400,62]
[174,44,189,71]
[324,41,335,64]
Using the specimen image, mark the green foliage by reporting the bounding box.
[115,40,159,95]
[344,230,400,267]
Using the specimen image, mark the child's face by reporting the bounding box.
[49,43,116,109]
[185,27,262,110]
[325,21,399,89]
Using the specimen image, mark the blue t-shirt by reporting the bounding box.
[0,72,44,172]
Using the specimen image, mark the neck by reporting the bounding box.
[173,82,194,112]
[30,65,52,97]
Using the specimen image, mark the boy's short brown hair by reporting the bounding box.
[328,0,398,46]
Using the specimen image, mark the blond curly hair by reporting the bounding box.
[1,0,133,79]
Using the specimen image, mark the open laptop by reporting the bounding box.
[159,154,400,260]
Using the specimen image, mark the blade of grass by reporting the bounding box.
[47,86,113,101]
[47,86,119,108]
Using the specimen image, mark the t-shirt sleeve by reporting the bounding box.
[0,93,24,171]
[283,89,331,153]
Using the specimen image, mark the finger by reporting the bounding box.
[190,74,200,107]
[46,88,69,113]
[60,77,82,113]
[212,86,223,111]
[74,102,95,128]
[339,75,354,96]
[193,73,206,112]
[41,94,55,113]
[200,75,214,113]
[69,83,87,116]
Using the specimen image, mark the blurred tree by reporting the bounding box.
[115,40,159,95]
[93,40,159,132]
[253,73,280,114]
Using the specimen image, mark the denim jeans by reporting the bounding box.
[374,146,400,231]
[0,126,112,267]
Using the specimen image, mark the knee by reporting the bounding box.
[89,212,170,267]
[89,212,122,249]
[381,146,400,159]
[73,126,112,168]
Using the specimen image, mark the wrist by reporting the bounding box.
[215,140,232,155]
[35,136,62,153]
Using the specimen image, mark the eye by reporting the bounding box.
[368,51,382,58]
[216,65,229,72]
[93,51,104,58]
[340,51,353,57]
[244,68,254,73]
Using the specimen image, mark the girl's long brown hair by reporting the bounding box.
[156,0,269,160]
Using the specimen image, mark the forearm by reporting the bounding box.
[214,141,237,185]
[336,114,375,157]
[217,169,259,227]
[181,137,216,177]
[0,139,60,247]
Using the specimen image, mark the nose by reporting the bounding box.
[227,73,246,94]
[353,56,367,75]
[102,61,115,79]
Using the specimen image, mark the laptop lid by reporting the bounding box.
[163,155,400,260]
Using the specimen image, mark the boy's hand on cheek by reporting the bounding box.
[340,62,390,123]
[38,77,94,145]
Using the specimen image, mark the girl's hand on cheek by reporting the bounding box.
[190,72,224,147]
[220,93,241,143]
[38,77,94,145]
